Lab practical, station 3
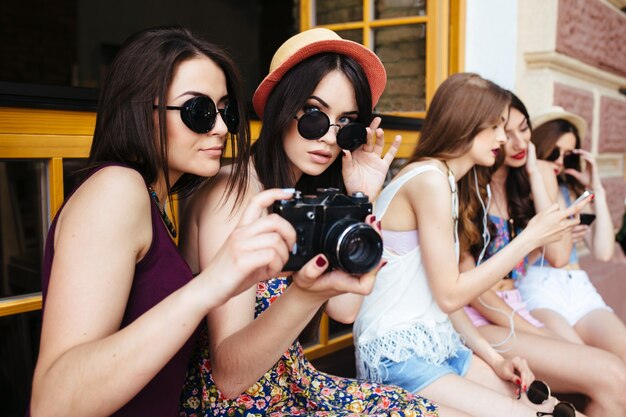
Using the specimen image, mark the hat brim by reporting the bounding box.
[532,111,587,141]
[253,39,386,118]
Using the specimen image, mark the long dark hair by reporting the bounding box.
[408,73,510,254]
[252,52,372,342]
[252,52,373,194]
[87,25,249,204]
[470,92,535,260]
[532,119,585,196]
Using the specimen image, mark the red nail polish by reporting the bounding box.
[380,260,388,269]
[516,378,521,385]
[377,220,382,230]
[371,215,377,223]
[315,256,327,267]
[523,384,527,392]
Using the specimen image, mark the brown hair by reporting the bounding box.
[408,72,510,254]
[531,119,585,196]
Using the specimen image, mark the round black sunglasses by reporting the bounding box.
[518,380,576,417]
[155,96,238,134]
[294,110,367,151]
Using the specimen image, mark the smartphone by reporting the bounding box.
[571,190,594,206]
[580,213,596,226]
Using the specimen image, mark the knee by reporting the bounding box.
[594,358,626,407]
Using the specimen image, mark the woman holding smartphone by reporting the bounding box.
[353,73,595,417]
[518,106,626,364]
[462,96,626,417]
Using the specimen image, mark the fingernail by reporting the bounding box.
[281,188,295,194]
[377,221,382,230]
[380,260,388,269]
[371,215,376,223]
[523,384,527,392]
[315,256,327,267]
[516,378,521,385]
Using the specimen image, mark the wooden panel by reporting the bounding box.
[0,134,92,158]
[0,107,96,135]
[49,157,64,219]
[0,294,42,317]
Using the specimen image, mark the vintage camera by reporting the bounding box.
[273,188,383,274]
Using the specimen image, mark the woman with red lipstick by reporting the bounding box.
[517,108,626,364]
[178,28,445,416]
[353,73,593,417]
[29,26,299,417]
[462,94,626,417]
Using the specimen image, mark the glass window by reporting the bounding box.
[315,0,363,25]
[374,0,427,19]
[375,24,427,112]
[0,311,42,417]
[0,160,46,298]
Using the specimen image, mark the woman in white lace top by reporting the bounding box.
[353,73,588,417]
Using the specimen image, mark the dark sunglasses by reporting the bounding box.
[518,380,576,417]
[155,96,238,134]
[294,111,367,151]
[545,147,579,166]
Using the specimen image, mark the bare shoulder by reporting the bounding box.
[396,161,450,200]
[57,165,151,252]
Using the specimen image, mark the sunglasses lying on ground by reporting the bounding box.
[294,110,367,151]
[155,96,238,134]
[518,380,576,417]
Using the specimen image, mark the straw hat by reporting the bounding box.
[252,28,387,118]
[531,105,587,139]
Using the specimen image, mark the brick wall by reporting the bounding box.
[553,83,594,150]
[556,0,626,78]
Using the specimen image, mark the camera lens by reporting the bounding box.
[324,219,382,274]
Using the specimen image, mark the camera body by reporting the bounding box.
[273,188,383,274]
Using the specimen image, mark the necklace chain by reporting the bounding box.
[147,186,177,238]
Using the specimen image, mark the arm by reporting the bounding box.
[198,177,381,398]
[31,167,237,417]
[528,148,573,267]
[565,149,615,261]
[408,171,582,314]
[449,309,534,389]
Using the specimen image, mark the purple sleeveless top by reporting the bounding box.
[36,163,200,416]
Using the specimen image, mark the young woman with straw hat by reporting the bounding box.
[178,28,450,417]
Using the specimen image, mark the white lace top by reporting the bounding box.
[353,164,465,382]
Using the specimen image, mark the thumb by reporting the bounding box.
[293,255,329,288]
[238,188,295,227]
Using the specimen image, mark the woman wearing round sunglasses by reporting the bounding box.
[519,108,626,364]
[462,95,626,416]
[352,73,591,417]
[29,26,300,417]
[178,28,447,417]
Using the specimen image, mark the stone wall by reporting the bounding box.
[556,0,626,78]
[518,0,626,233]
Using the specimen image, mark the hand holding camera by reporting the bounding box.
[272,188,383,275]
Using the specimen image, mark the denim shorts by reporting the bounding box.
[378,345,473,394]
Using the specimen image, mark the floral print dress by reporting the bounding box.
[179,277,438,417]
